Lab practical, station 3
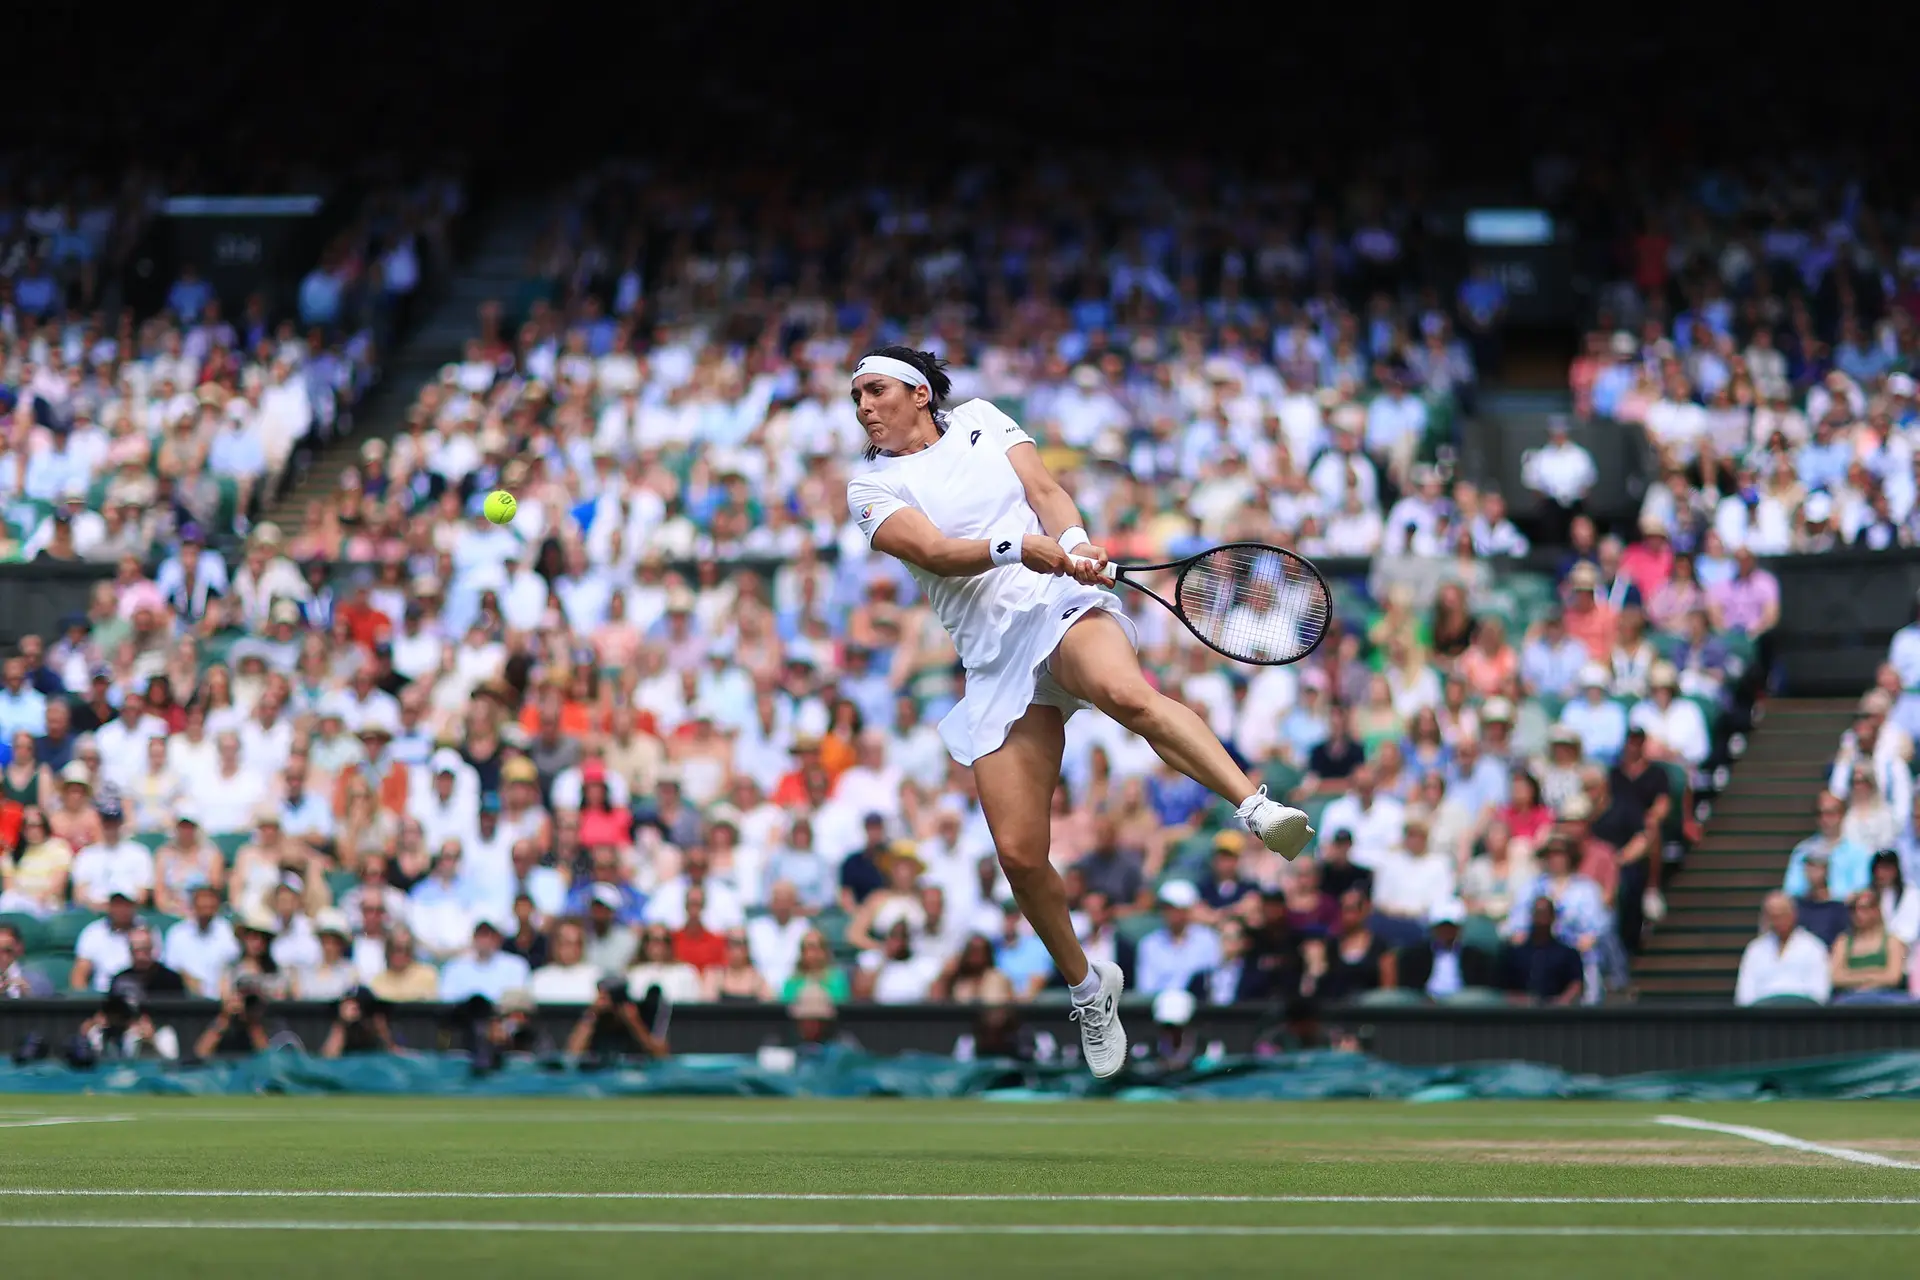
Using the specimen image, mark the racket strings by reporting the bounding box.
[1175,546,1331,665]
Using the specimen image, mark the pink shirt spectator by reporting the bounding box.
[1618,541,1674,604]
[1707,569,1780,635]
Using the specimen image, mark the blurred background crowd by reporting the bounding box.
[0,15,1914,1066]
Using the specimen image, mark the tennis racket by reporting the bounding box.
[1069,541,1334,666]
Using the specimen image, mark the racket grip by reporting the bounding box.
[1068,555,1118,583]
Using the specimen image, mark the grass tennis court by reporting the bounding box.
[4,1097,1920,1277]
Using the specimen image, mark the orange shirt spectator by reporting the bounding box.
[1458,621,1518,699]
[1561,565,1618,661]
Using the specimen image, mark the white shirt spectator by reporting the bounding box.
[1522,439,1598,506]
[530,962,601,1004]
[73,918,134,992]
[1628,696,1711,767]
[163,916,240,994]
[642,876,747,931]
[70,839,155,907]
[1318,790,1407,868]
[1733,927,1831,1006]
[189,765,269,835]
[1372,847,1458,920]
[746,913,810,992]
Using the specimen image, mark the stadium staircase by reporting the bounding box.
[1633,698,1855,998]
[259,194,551,535]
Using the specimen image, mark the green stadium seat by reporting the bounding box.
[1260,760,1305,799]
[42,910,97,952]
[134,833,166,852]
[1354,988,1424,1007]
[0,912,47,952]
[1437,986,1508,1007]
[1655,760,1688,844]
[1115,914,1161,949]
[213,832,250,864]
[325,870,359,902]
[25,956,74,995]
[1460,915,1503,954]
[1749,994,1822,1006]
[139,911,181,934]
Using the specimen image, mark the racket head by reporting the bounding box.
[1169,542,1333,666]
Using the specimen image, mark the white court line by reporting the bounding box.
[0,1117,132,1130]
[1,1189,1917,1206]
[1,1219,1920,1238]
[1655,1115,1920,1171]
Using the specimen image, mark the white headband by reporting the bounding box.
[851,355,929,390]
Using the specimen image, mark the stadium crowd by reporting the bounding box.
[0,160,463,563]
[2,151,1876,1066]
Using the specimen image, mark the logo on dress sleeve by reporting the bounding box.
[970,431,982,445]
[859,504,874,521]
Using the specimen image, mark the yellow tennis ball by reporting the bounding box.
[483,491,517,525]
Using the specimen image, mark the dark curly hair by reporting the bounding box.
[856,346,952,460]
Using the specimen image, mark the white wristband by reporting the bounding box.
[1057,526,1090,556]
[989,533,1025,567]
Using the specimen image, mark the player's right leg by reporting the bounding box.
[972,704,1127,1077]
[1049,613,1313,859]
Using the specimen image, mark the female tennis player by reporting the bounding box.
[846,347,1314,1076]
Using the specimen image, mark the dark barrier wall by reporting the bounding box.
[1759,547,1920,695]
[7,1001,1920,1077]
[0,563,114,648]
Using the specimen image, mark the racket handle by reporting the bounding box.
[1068,555,1118,583]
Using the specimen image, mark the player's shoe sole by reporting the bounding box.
[1238,785,1315,860]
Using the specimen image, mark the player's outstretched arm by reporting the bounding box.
[870,506,1076,580]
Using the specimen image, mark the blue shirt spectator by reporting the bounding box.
[1133,881,1223,995]
[438,926,532,1006]
[1560,686,1629,763]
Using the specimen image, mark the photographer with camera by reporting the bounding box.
[564,974,668,1065]
[320,985,398,1058]
[191,979,273,1060]
[72,979,179,1064]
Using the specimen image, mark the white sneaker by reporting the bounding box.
[1070,960,1128,1079]
[1237,785,1314,860]
[1642,889,1667,924]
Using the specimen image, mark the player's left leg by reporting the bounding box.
[971,704,1127,1077]
[1049,613,1314,859]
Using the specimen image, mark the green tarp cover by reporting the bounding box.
[11,1048,1920,1100]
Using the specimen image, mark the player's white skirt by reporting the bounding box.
[938,576,1139,767]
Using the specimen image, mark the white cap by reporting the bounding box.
[1579,664,1610,688]
[1428,898,1467,927]
[1804,492,1835,523]
[1157,880,1200,910]
[430,747,465,775]
[1152,988,1196,1027]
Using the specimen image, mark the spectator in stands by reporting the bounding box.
[370,927,439,1002]
[439,918,532,1007]
[1301,888,1396,1000]
[1869,852,1920,946]
[1499,895,1586,1005]
[0,924,52,997]
[293,911,359,1001]
[1560,563,1617,662]
[1828,890,1908,1004]
[69,890,139,993]
[68,800,151,910]
[1786,792,1873,901]
[1520,609,1588,702]
[1504,836,1611,1003]
[1743,898,1827,1005]
[0,806,73,917]
[1522,418,1596,545]
[1370,810,1456,947]
[108,925,186,997]
[1397,899,1495,999]
[1792,852,1849,947]
[1838,764,1900,855]
[1559,665,1627,764]
[1135,881,1222,997]
[626,924,701,1004]
[529,918,600,1004]
[1629,662,1710,768]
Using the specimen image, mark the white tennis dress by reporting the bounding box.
[849,399,1137,766]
